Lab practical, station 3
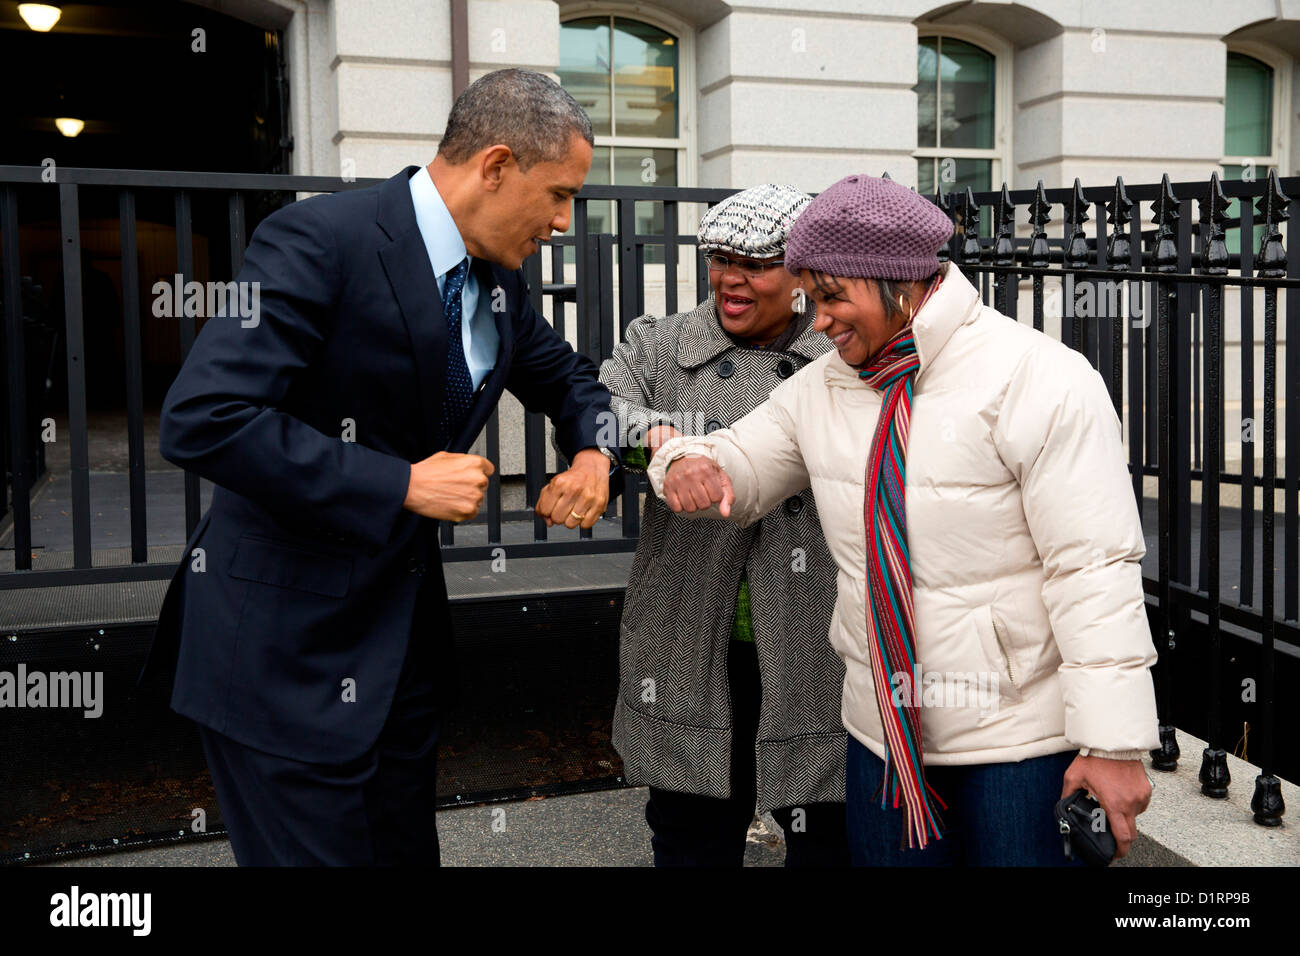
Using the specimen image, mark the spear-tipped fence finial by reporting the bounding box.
[958,187,982,264]
[1152,173,1180,273]
[994,182,1016,266]
[1106,176,1133,270]
[1028,180,1051,269]
[1198,171,1230,275]
[1255,168,1290,278]
[932,185,953,263]
[1065,177,1091,268]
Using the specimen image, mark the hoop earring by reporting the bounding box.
[897,293,912,321]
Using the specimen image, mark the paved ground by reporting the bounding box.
[33,779,1195,868]
[40,787,790,867]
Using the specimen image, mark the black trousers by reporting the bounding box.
[645,638,850,867]
[199,610,441,866]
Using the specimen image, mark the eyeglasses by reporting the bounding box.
[702,253,785,277]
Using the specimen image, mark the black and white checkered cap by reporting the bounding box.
[697,183,813,260]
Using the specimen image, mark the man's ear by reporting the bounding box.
[478,144,514,192]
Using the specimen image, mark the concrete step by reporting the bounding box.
[1121,730,1299,867]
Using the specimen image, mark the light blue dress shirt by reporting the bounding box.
[409,166,499,390]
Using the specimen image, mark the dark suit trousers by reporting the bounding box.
[199,593,442,866]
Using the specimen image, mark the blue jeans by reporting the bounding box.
[845,736,1082,867]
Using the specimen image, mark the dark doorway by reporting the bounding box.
[0,1,296,503]
[1,0,291,173]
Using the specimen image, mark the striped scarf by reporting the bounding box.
[857,272,944,849]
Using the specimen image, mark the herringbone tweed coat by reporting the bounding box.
[600,295,846,811]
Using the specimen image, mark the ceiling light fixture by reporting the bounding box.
[18,4,62,32]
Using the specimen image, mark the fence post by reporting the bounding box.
[1250,170,1287,826]
[1064,178,1090,354]
[1197,172,1230,798]
[1027,181,1050,334]
[2,187,32,569]
[993,183,1015,315]
[1151,173,1181,773]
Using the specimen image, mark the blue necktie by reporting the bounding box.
[441,257,473,444]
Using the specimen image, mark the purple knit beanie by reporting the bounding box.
[785,174,954,281]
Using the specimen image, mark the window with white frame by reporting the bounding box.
[913,34,1006,198]
[1222,50,1286,256]
[558,11,690,262]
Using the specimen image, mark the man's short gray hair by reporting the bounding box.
[438,68,594,170]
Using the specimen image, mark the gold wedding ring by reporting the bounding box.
[570,509,585,520]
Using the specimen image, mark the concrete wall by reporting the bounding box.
[697,8,919,190]
[265,0,1300,192]
[320,0,560,181]
[326,0,452,178]
[1013,30,1226,189]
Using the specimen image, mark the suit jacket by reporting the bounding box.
[142,165,615,763]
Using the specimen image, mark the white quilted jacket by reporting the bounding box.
[648,263,1160,765]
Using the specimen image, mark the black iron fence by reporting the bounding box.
[943,173,1297,825]
[0,166,742,585]
[1,165,1297,825]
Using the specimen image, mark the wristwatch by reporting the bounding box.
[596,445,619,476]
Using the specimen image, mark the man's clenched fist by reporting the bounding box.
[536,448,611,529]
[404,451,494,522]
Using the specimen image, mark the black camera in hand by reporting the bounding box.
[1054,788,1117,866]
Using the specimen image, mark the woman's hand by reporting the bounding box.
[645,424,681,460]
[1061,755,1153,859]
[661,454,735,517]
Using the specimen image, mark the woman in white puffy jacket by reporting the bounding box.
[649,174,1159,866]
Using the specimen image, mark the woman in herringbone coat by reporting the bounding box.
[600,184,848,866]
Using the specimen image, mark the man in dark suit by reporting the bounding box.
[144,69,618,865]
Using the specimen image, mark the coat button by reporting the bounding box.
[776,359,795,379]
[717,359,735,379]
[408,557,424,575]
[704,419,723,434]
[784,496,804,515]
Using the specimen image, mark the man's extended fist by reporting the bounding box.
[404,451,494,522]
[536,447,611,529]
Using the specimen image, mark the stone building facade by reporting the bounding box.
[202,0,1291,482]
